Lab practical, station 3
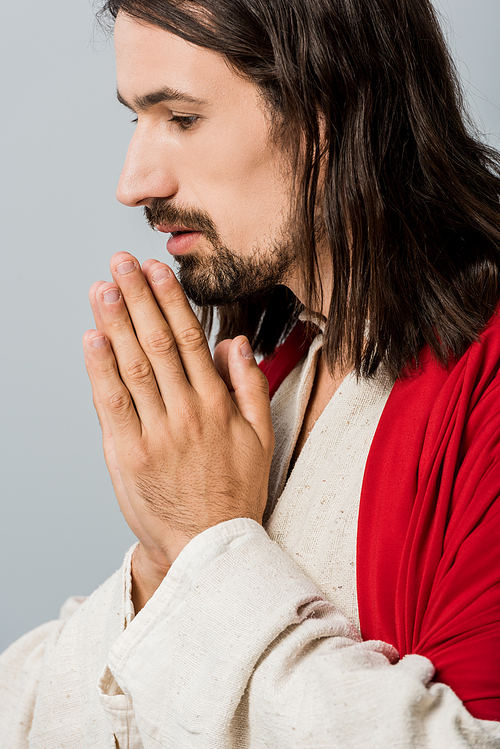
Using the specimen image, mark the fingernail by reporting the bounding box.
[91,335,107,348]
[151,266,172,284]
[115,260,136,275]
[103,288,121,303]
[240,341,254,360]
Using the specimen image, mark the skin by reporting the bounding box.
[83,12,341,612]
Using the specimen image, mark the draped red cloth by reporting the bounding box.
[259,314,500,722]
[259,321,317,399]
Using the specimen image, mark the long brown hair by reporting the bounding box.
[99,0,500,378]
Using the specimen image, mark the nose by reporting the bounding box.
[115,126,178,208]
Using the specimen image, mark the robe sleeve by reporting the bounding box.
[0,609,76,748]
[0,548,134,749]
[105,518,500,749]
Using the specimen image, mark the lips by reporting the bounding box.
[165,230,203,256]
[156,224,196,235]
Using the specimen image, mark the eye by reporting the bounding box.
[168,114,200,131]
[128,114,199,129]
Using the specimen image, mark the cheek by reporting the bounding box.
[184,122,291,244]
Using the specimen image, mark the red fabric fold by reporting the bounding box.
[260,315,500,721]
[259,321,316,399]
[358,311,500,721]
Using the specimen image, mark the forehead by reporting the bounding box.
[113,12,255,109]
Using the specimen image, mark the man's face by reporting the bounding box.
[114,12,299,305]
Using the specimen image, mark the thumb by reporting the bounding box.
[227,336,273,447]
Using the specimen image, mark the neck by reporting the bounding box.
[285,250,333,320]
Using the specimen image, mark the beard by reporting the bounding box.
[175,243,296,307]
[144,199,297,307]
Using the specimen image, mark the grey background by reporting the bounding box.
[0,0,499,652]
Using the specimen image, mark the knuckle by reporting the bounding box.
[130,442,150,470]
[125,284,150,305]
[255,370,271,398]
[106,389,131,415]
[166,286,188,308]
[107,316,129,335]
[212,398,233,427]
[144,329,176,356]
[176,325,206,353]
[124,357,152,383]
[206,383,230,410]
[95,357,117,378]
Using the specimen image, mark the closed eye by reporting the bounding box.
[130,114,199,130]
[168,115,200,130]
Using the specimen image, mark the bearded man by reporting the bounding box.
[2,0,500,747]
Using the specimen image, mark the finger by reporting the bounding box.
[88,283,126,433]
[109,252,219,396]
[227,336,274,451]
[141,258,161,276]
[110,253,188,393]
[94,280,166,421]
[89,280,108,331]
[84,346,113,440]
[84,348,128,490]
[213,339,234,391]
[82,329,142,442]
[83,331,168,557]
[142,259,221,393]
[84,348,159,548]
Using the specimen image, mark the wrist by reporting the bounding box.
[131,543,171,613]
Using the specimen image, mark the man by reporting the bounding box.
[1,0,500,746]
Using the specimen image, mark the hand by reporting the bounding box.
[83,253,274,607]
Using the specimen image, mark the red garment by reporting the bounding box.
[260,314,500,722]
[259,321,317,399]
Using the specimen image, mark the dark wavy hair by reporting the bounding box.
[98,0,500,377]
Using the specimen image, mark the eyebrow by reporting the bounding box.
[116,86,208,112]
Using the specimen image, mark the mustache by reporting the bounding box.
[144,199,221,244]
